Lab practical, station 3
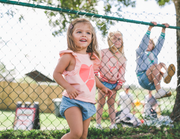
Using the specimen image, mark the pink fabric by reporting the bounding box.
[98,48,126,84]
[59,50,100,103]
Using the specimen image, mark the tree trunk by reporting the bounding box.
[170,0,180,122]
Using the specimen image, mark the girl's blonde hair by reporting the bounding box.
[150,39,155,50]
[107,31,125,57]
[67,18,100,59]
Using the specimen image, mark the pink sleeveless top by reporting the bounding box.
[60,50,100,104]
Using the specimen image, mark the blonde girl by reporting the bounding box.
[53,18,112,139]
[96,30,126,129]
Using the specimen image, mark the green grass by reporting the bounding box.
[0,89,176,130]
[0,111,68,130]
[0,111,15,129]
[0,110,111,130]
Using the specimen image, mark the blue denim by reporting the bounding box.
[101,81,118,90]
[137,72,155,90]
[60,96,96,121]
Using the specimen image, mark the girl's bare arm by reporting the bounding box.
[53,54,79,99]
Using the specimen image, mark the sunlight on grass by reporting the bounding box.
[40,113,68,129]
[0,111,15,129]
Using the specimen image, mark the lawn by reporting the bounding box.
[0,89,176,130]
[0,110,68,130]
[0,110,111,130]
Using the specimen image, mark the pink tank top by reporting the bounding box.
[60,50,100,104]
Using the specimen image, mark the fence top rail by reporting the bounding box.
[0,0,180,30]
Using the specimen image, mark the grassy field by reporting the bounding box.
[0,89,176,130]
[0,110,112,130]
[0,111,69,130]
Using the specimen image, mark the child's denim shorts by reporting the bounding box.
[60,96,96,121]
[101,81,118,90]
[137,72,155,90]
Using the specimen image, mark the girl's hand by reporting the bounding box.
[114,84,122,91]
[66,86,79,99]
[162,23,169,28]
[162,23,169,33]
[148,21,157,31]
[100,87,113,97]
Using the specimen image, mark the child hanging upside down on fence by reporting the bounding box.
[136,21,175,99]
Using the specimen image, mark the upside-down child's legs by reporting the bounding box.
[146,63,174,99]
[61,107,91,139]
[107,89,117,126]
[146,63,164,91]
[96,89,106,125]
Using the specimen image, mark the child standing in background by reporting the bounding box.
[53,18,112,139]
[96,30,126,129]
[136,21,175,99]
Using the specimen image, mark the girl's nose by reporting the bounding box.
[82,32,86,36]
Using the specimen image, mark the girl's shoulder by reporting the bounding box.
[59,50,82,60]
[89,52,100,60]
[59,50,75,56]
[101,48,110,53]
[100,48,111,57]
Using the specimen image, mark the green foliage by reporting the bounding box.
[41,0,136,37]
[145,0,171,6]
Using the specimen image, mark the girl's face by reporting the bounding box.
[147,40,154,51]
[72,22,92,53]
[110,33,122,49]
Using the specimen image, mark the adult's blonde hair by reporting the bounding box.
[107,31,125,56]
[67,18,100,59]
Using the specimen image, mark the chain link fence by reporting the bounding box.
[0,0,179,130]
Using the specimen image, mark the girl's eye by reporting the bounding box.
[87,32,91,35]
[111,37,116,41]
[77,31,81,33]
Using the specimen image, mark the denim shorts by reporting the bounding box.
[101,81,118,90]
[60,96,96,121]
[137,72,155,90]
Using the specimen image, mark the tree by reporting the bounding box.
[41,0,135,37]
[169,0,180,122]
[152,0,180,122]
